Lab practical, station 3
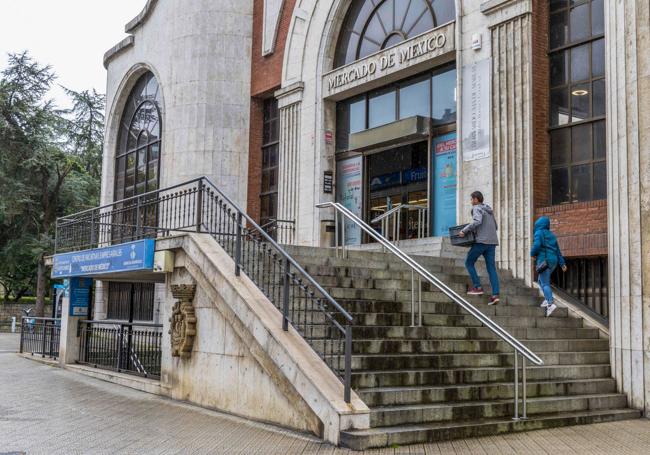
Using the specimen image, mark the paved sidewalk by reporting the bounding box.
[1,333,649,454]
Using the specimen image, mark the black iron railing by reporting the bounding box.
[55,178,354,402]
[19,317,61,359]
[78,320,162,379]
[553,256,608,320]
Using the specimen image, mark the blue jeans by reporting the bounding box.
[465,243,500,295]
[537,266,556,303]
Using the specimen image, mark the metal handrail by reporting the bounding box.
[317,201,543,420]
[370,203,427,224]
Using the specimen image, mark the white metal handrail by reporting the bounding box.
[318,201,543,420]
[370,203,428,243]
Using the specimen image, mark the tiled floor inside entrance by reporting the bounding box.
[1,333,649,454]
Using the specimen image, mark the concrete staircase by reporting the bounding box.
[284,246,639,450]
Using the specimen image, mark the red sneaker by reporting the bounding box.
[488,296,500,305]
[467,287,484,296]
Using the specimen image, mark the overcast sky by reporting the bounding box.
[0,0,146,108]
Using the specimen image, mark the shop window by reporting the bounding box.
[549,0,605,204]
[260,98,279,227]
[334,0,456,68]
[335,65,457,152]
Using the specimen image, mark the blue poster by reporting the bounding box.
[336,156,363,245]
[432,133,458,236]
[66,277,92,317]
[52,239,155,278]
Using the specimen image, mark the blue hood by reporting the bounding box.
[534,216,550,232]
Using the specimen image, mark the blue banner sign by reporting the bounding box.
[402,166,427,185]
[432,133,458,236]
[52,239,155,278]
[66,277,92,317]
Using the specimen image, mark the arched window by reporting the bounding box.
[114,72,162,201]
[334,0,455,67]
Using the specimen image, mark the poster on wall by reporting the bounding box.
[432,132,458,237]
[461,58,490,162]
[335,156,363,245]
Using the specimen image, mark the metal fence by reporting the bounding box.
[553,256,608,320]
[78,320,163,379]
[19,317,61,359]
[56,177,354,402]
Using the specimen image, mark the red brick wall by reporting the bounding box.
[247,0,296,219]
[532,0,550,209]
[535,201,608,258]
[531,1,607,259]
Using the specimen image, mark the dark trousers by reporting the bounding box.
[465,243,500,295]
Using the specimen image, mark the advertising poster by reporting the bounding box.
[66,277,92,317]
[461,58,490,161]
[335,156,363,245]
[432,132,458,237]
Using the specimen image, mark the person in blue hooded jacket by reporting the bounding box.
[530,216,567,317]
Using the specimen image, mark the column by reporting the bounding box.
[275,82,304,245]
[605,0,650,415]
[483,1,534,285]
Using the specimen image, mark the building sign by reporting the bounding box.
[66,277,92,317]
[432,132,458,236]
[402,166,427,185]
[335,156,363,245]
[52,239,155,278]
[323,22,455,98]
[461,58,491,161]
[323,170,333,194]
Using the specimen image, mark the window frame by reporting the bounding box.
[548,0,606,205]
[260,98,280,227]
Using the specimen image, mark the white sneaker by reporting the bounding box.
[540,300,549,308]
[545,303,557,317]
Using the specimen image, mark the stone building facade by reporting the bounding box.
[98,0,650,416]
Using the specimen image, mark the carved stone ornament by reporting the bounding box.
[169,284,197,358]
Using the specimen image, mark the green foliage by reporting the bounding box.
[0,51,104,304]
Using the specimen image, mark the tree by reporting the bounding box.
[0,51,103,313]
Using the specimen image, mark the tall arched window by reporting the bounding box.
[114,72,162,201]
[334,0,455,67]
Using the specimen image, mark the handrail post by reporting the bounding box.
[522,357,528,419]
[235,211,243,276]
[411,270,415,327]
[41,320,47,358]
[195,181,203,232]
[335,210,340,259]
[282,257,290,331]
[341,213,347,259]
[19,318,24,353]
[344,323,352,403]
[513,352,520,420]
[90,209,97,248]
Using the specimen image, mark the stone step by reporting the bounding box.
[340,408,642,450]
[350,363,612,388]
[357,378,618,407]
[335,351,610,371]
[293,311,582,328]
[313,336,606,356]
[369,393,628,427]
[310,325,598,341]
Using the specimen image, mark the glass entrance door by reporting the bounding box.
[366,142,428,241]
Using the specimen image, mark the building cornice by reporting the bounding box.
[481,0,532,27]
[103,36,135,69]
[125,0,159,33]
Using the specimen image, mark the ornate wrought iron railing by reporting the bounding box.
[78,320,163,378]
[55,177,354,402]
[19,317,61,359]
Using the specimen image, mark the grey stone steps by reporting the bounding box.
[356,378,618,406]
[339,408,642,450]
[368,393,628,427]
[309,325,598,341]
[333,351,610,371]
[313,336,606,355]
[350,364,612,388]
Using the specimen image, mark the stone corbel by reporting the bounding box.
[169,284,197,358]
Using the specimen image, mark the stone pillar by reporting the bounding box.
[275,82,304,244]
[58,294,82,366]
[483,0,534,284]
[605,0,650,415]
